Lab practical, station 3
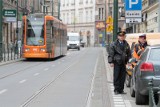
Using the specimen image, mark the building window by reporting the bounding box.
[90,0,93,4]
[99,8,101,20]
[86,0,88,4]
[79,0,83,4]
[86,11,88,22]
[71,0,74,5]
[90,10,93,22]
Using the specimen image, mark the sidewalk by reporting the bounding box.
[0,53,23,66]
[103,49,133,107]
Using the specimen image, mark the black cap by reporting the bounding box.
[117,31,126,36]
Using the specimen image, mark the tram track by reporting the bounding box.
[0,61,47,80]
[20,49,88,107]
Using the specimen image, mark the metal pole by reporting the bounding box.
[158,0,160,32]
[74,0,75,32]
[52,0,54,16]
[104,0,107,46]
[0,0,3,61]
[113,0,118,41]
[58,0,60,19]
[16,0,19,56]
[43,0,45,14]
[16,1,19,40]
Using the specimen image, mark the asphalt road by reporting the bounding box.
[0,47,150,107]
[0,48,108,107]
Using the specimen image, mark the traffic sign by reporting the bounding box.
[3,9,16,17]
[126,18,142,23]
[125,0,142,11]
[125,11,141,18]
[3,17,16,22]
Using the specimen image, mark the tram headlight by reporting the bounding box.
[25,48,30,52]
[40,48,46,52]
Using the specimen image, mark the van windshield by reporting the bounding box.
[68,36,79,41]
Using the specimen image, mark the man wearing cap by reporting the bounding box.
[133,34,148,60]
[108,31,131,95]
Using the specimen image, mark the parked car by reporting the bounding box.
[125,33,160,87]
[130,45,160,105]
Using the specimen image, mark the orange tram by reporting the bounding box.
[22,13,67,59]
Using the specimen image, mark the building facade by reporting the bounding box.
[127,0,159,33]
[60,0,96,46]
[140,0,159,33]
[3,0,30,49]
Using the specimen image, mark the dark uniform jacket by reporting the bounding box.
[108,39,131,65]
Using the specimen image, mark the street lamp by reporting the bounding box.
[58,0,60,19]
[113,0,118,41]
[0,0,3,61]
[16,0,19,39]
[52,0,54,16]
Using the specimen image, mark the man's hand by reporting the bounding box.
[110,63,114,67]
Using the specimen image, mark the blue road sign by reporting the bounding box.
[125,0,142,10]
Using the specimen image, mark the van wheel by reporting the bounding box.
[130,77,135,97]
[78,47,80,51]
[135,91,148,105]
[126,74,131,87]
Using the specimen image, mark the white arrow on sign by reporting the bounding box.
[129,0,138,8]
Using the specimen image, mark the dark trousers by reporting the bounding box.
[113,63,126,92]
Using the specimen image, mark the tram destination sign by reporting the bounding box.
[3,9,16,17]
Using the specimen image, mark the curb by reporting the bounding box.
[0,58,24,66]
[102,48,113,82]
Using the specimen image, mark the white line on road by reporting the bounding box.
[86,55,99,107]
[44,68,49,71]
[19,79,27,84]
[58,62,61,64]
[34,73,40,76]
[0,89,7,95]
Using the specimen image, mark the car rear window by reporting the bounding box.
[149,48,160,61]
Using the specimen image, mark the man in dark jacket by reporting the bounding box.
[108,31,131,94]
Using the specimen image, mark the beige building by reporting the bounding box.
[128,0,159,33]
[60,0,96,46]
[141,0,158,33]
[3,0,31,49]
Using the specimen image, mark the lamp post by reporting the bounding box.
[113,0,118,41]
[74,0,75,32]
[58,0,60,19]
[16,0,19,40]
[0,0,3,61]
[52,0,54,16]
[104,0,107,46]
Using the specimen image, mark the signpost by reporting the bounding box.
[125,0,142,23]
[0,1,3,61]
[3,9,17,22]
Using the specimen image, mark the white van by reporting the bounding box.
[67,33,80,50]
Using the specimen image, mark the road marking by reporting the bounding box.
[109,83,132,107]
[58,62,61,64]
[19,79,27,84]
[44,68,49,71]
[52,65,55,67]
[86,55,99,107]
[34,73,40,76]
[0,89,7,95]
[124,100,132,107]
